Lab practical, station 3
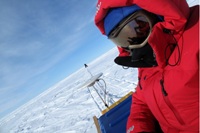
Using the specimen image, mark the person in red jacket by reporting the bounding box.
[94,0,199,133]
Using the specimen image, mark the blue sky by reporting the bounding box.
[0,0,114,119]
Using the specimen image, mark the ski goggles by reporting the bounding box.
[108,10,154,50]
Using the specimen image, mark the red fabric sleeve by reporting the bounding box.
[127,87,156,133]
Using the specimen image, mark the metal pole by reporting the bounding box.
[87,87,102,112]
[92,85,109,108]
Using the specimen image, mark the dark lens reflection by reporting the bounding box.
[127,16,150,45]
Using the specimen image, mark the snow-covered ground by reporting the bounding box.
[0,47,138,133]
[0,1,198,132]
[187,0,199,6]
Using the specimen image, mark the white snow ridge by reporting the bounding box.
[0,48,138,133]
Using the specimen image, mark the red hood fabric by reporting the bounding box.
[95,0,189,36]
[94,1,199,133]
[95,0,190,68]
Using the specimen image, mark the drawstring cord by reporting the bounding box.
[163,29,181,66]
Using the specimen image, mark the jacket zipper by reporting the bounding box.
[160,80,185,125]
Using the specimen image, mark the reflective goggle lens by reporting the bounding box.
[108,11,152,49]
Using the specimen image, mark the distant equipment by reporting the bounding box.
[82,64,133,133]
[82,64,115,112]
[84,63,93,77]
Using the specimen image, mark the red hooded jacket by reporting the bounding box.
[95,0,199,133]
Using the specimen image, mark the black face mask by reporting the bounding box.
[114,43,157,68]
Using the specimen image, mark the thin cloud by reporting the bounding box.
[0,0,102,119]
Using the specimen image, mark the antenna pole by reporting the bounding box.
[84,64,93,77]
